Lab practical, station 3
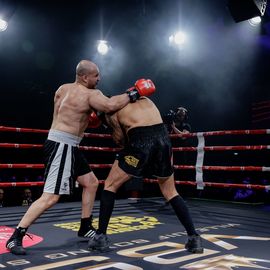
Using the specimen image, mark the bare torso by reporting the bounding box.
[51,83,95,137]
[107,97,163,145]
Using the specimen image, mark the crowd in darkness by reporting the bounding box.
[0,187,37,207]
[0,113,270,207]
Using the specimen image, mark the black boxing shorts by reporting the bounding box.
[117,123,174,178]
[43,130,91,195]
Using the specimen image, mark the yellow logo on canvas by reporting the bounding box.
[54,216,163,234]
[124,155,139,167]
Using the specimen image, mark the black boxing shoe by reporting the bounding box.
[78,216,96,239]
[6,227,27,255]
[78,224,96,239]
[88,233,110,252]
[185,235,204,254]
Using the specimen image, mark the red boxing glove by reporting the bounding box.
[88,111,102,128]
[126,78,156,102]
[135,79,156,96]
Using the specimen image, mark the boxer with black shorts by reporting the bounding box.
[6,60,155,255]
[88,97,203,254]
[117,124,173,178]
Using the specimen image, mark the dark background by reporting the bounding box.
[0,0,270,131]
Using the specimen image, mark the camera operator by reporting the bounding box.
[172,107,191,136]
[164,107,191,136]
[159,107,192,208]
[164,106,191,188]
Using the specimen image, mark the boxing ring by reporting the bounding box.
[0,125,270,269]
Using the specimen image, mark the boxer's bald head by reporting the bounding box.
[76,60,100,89]
[76,60,98,76]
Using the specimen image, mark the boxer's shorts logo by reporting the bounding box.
[124,155,139,167]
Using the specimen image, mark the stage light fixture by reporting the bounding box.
[97,40,109,55]
[248,16,262,26]
[169,31,187,47]
[0,18,8,31]
[228,0,267,23]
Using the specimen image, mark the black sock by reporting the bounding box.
[97,190,116,235]
[169,195,197,236]
[80,215,93,229]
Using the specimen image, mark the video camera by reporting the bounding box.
[164,107,188,125]
[164,110,177,125]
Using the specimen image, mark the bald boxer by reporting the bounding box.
[88,97,203,254]
[6,60,155,255]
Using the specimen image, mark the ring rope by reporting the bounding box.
[0,126,47,134]
[174,165,270,171]
[173,145,270,151]
[1,163,269,171]
[143,179,270,191]
[169,129,270,138]
[0,143,121,152]
[0,164,112,169]
[1,125,270,138]
[0,182,45,187]
[0,180,268,191]
[0,143,269,152]
[0,126,111,138]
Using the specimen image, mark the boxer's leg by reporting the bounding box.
[6,193,60,255]
[158,175,203,254]
[88,160,130,252]
[77,171,99,238]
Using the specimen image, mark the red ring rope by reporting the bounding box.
[0,143,269,153]
[0,180,268,191]
[1,125,270,138]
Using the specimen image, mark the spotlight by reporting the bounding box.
[97,40,109,55]
[228,0,267,23]
[248,16,262,26]
[169,31,187,47]
[0,18,8,31]
[0,0,17,32]
[174,31,186,45]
